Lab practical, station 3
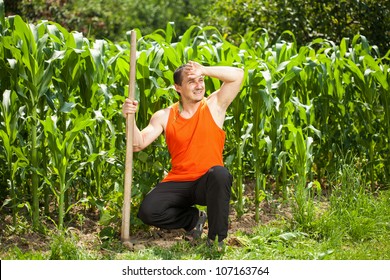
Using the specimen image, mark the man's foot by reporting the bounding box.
[206,238,225,252]
[187,210,207,240]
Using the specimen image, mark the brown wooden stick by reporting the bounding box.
[121,30,137,243]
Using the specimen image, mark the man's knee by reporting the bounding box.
[208,166,233,198]
[209,165,233,184]
[137,199,156,225]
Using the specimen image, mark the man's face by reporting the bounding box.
[175,74,205,102]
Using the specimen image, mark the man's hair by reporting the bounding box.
[173,64,187,85]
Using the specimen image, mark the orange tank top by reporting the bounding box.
[162,99,225,182]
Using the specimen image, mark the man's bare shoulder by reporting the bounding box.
[153,107,171,118]
[150,107,172,129]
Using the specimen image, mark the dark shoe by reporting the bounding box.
[188,210,207,239]
[206,238,225,252]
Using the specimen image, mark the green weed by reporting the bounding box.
[315,155,390,243]
[49,231,94,260]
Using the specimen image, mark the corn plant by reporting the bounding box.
[1,12,390,233]
[41,112,94,229]
[246,62,272,221]
[0,15,55,228]
[287,126,319,229]
[0,90,28,225]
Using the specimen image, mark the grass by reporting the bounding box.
[1,187,389,260]
[1,160,389,260]
[2,215,389,260]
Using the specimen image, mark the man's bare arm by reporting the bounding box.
[185,61,244,110]
[122,99,167,151]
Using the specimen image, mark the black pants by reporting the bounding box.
[137,165,232,242]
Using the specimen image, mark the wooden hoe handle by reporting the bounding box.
[121,30,137,243]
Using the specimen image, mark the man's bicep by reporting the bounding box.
[216,82,242,109]
[139,111,166,148]
[140,122,163,147]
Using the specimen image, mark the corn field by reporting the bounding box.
[1,13,389,232]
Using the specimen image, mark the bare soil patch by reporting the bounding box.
[0,199,290,256]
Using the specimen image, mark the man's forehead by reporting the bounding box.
[183,75,204,82]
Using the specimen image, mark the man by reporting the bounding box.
[122,61,244,247]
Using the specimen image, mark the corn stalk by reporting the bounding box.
[41,113,94,229]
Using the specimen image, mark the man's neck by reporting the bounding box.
[179,98,202,118]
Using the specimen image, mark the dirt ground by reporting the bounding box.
[0,199,289,254]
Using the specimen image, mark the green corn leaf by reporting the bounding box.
[1,89,11,114]
[294,128,306,165]
[0,130,10,159]
[0,0,4,30]
[346,59,365,82]
[59,102,77,113]
[72,32,84,50]
[274,66,302,88]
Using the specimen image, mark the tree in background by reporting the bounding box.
[3,0,18,14]
[5,0,211,41]
[204,0,390,54]
[4,0,390,52]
